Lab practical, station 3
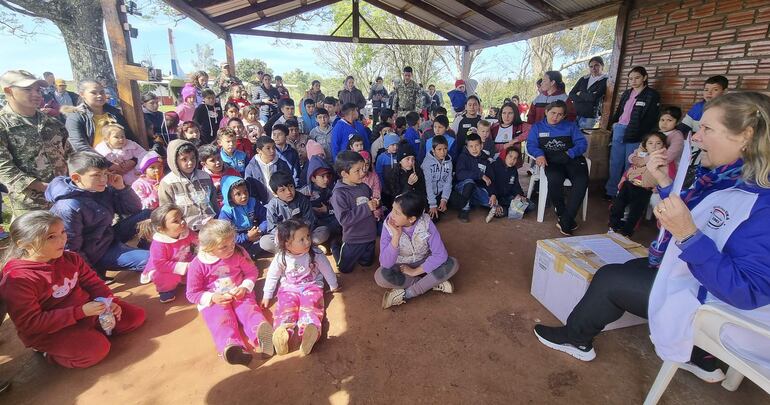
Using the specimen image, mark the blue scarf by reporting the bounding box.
[648,159,744,267]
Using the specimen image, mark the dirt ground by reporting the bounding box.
[0,179,767,405]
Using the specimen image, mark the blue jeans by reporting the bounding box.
[605,124,639,196]
[454,179,490,210]
[578,117,597,129]
[94,210,151,273]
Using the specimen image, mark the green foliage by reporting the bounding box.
[236,58,272,83]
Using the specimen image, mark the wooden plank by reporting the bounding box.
[227,0,341,30]
[187,0,226,7]
[232,28,464,46]
[352,0,360,39]
[101,0,149,149]
[224,33,236,75]
[162,0,228,38]
[455,0,522,33]
[523,0,567,21]
[211,0,286,23]
[468,1,621,50]
[601,0,632,130]
[401,0,493,40]
[365,0,468,44]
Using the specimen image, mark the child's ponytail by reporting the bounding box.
[2,211,63,265]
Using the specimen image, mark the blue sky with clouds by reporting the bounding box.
[0,5,526,83]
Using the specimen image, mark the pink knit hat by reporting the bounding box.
[181,85,196,100]
[306,139,325,158]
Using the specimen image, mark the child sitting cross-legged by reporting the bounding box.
[486,146,527,222]
[186,220,274,365]
[261,219,339,356]
[218,127,249,176]
[260,171,330,254]
[330,151,380,273]
[94,123,146,185]
[0,211,146,368]
[199,144,240,208]
[219,176,269,259]
[131,151,164,210]
[377,192,459,309]
[47,152,150,280]
[139,204,198,303]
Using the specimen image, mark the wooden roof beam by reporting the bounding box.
[523,0,567,21]
[228,0,341,30]
[163,0,228,38]
[455,0,522,33]
[187,0,226,8]
[365,0,468,44]
[400,0,493,40]
[211,0,286,23]
[234,28,464,45]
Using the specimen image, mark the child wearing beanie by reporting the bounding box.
[132,151,165,210]
[384,142,425,210]
[176,85,198,122]
[375,133,400,185]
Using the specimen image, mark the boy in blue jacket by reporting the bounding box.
[403,111,422,153]
[217,127,248,175]
[218,175,269,258]
[272,123,300,183]
[47,151,150,279]
[331,103,370,159]
[454,133,494,223]
[526,100,588,235]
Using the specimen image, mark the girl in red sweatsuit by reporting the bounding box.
[0,211,145,368]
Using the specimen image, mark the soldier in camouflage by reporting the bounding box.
[392,66,423,117]
[0,70,72,218]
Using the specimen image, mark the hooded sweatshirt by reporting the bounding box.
[330,180,376,244]
[302,156,336,220]
[244,153,293,205]
[525,119,587,164]
[46,176,142,266]
[379,214,448,272]
[158,139,218,231]
[220,147,248,176]
[455,146,492,187]
[175,85,197,122]
[265,192,316,234]
[331,118,370,159]
[202,165,240,208]
[186,247,257,310]
[309,125,333,159]
[143,229,198,281]
[0,252,114,348]
[487,156,524,200]
[218,175,268,244]
[421,150,453,207]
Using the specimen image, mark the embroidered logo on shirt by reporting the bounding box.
[707,206,730,229]
[356,196,369,206]
[51,273,79,298]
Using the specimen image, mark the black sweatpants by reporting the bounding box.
[544,156,589,229]
[609,181,653,235]
[337,240,376,274]
[566,258,656,344]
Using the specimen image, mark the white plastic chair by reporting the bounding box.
[643,304,770,404]
[645,193,662,220]
[523,141,590,223]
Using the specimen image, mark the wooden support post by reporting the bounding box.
[461,46,471,81]
[601,0,632,129]
[352,0,360,41]
[224,33,235,76]
[101,0,149,149]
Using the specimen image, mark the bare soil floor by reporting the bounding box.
[0,181,768,405]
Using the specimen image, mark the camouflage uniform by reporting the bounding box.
[0,104,72,217]
[392,80,423,117]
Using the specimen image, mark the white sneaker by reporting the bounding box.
[432,280,454,294]
[680,361,726,383]
[485,206,496,223]
[140,271,152,284]
[382,289,406,309]
[257,322,274,357]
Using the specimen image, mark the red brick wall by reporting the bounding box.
[620,0,770,113]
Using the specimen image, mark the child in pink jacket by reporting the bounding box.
[140,204,198,302]
[95,123,147,185]
[186,220,274,365]
[131,151,163,210]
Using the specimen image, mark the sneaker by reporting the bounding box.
[158,291,176,303]
[139,272,152,285]
[485,206,496,223]
[458,210,470,223]
[223,344,253,366]
[272,324,290,356]
[533,325,596,361]
[257,322,274,357]
[317,244,329,255]
[556,222,573,236]
[382,289,406,309]
[680,361,726,383]
[300,324,319,356]
[432,280,454,294]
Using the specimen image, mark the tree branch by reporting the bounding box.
[0,0,70,23]
[558,49,611,71]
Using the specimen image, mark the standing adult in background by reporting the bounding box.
[95,75,119,108]
[275,75,291,100]
[0,70,72,217]
[215,62,241,99]
[392,66,423,117]
[65,79,136,152]
[339,76,367,114]
[53,79,79,107]
[369,77,388,125]
[604,66,661,200]
[569,56,608,130]
[187,70,210,106]
[305,80,325,109]
[527,71,575,124]
[426,84,442,113]
[254,73,280,122]
[39,71,60,118]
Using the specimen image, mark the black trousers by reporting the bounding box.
[544,156,589,228]
[609,182,653,235]
[337,240,375,274]
[566,258,656,344]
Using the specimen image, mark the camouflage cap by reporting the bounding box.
[0,70,48,89]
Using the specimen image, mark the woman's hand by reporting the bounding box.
[654,195,698,241]
[82,301,106,317]
[535,156,547,167]
[646,149,673,187]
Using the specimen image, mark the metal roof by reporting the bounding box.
[165,0,622,49]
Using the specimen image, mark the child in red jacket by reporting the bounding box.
[0,211,145,368]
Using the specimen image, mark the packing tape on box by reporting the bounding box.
[536,235,647,280]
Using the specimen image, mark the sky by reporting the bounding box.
[0,3,528,84]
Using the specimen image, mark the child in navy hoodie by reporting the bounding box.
[526,100,588,235]
[330,151,380,273]
[487,146,526,221]
[272,123,300,183]
[218,175,269,258]
[301,154,342,257]
[454,133,494,223]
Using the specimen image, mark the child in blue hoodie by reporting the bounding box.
[526,100,588,235]
[47,151,150,279]
[217,128,248,176]
[375,133,400,185]
[403,111,422,153]
[218,176,269,258]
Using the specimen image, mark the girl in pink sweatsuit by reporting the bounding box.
[186,220,274,365]
[262,219,339,356]
[140,204,197,303]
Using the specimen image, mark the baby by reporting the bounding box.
[95,123,147,185]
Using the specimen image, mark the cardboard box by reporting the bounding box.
[531,233,648,331]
